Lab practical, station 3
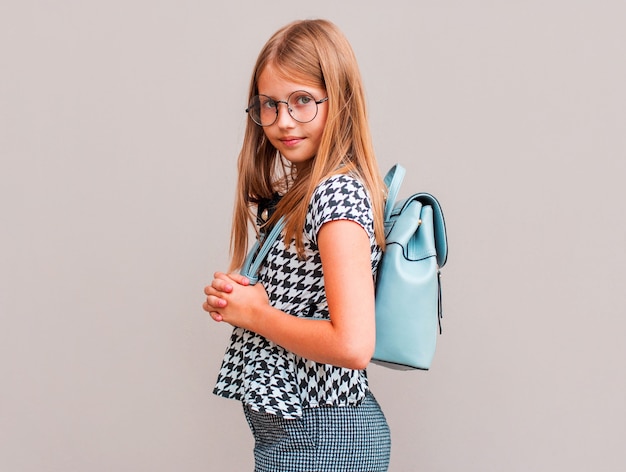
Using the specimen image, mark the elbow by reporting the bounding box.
[346,356,371,371]
[340,342,375,370]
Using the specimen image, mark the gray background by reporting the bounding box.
[2,1,625,471]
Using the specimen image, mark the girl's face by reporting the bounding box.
[256,64,328,168]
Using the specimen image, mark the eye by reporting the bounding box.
[293,94,313,106]
[260,97,277,109]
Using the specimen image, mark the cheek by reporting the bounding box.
[315,110,328,138]
[313,119,327,143]
[262,128,279,146]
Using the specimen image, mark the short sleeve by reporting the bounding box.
[306,174,375,246]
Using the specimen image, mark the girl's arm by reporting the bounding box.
[203,219,376,370]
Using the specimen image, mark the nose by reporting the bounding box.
[275,101,295,128]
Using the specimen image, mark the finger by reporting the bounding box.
[203,295,227,310]
[204,285,215,297]
[227,272,250,286]
[202,301,224,322]
[204,281,231,296]
[212,277,234,293]
[214,271,250,287]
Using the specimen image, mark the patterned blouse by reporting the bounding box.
[213,174,382,419]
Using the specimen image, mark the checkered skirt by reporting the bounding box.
[243,391,391,472]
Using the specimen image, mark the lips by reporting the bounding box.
[280,136,304,147]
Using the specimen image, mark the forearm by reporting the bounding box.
[247,304,374,370]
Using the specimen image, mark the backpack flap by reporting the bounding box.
[382,164,447,268]
[386,199,434,260]
[388,193,448,268]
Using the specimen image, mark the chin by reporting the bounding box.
[281,154,315,167]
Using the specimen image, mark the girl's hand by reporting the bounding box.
[203,272,247,321]
[203,272,269,328]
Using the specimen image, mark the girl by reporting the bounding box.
[203,19,391,472]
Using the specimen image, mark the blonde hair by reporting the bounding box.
[229,19,386,270]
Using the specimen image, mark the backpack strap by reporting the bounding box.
[383,164,406,222]
[240,217,285,285]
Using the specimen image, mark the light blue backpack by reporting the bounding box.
[372,164,448,370]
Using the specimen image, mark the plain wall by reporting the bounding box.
[2,1,625,470]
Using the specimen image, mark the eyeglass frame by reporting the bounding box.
[245,90,329,127]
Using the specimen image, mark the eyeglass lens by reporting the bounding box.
[247,91,321,126]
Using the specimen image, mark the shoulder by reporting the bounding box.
[311,173,370,207]
[306,173,374,241]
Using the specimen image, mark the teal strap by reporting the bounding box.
[240,217,286,285]
[383,164,405,222]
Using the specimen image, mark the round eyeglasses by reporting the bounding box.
[246,90,328,127]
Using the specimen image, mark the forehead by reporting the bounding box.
[257,63,324,97]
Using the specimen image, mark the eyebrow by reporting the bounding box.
[256,89,321,99]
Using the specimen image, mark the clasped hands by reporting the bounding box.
[203,272,270,328]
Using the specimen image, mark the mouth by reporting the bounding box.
[280,136,304,147]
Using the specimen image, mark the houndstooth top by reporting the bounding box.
[213,173,383,419]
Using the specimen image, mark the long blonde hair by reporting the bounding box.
[229,19,386,270]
